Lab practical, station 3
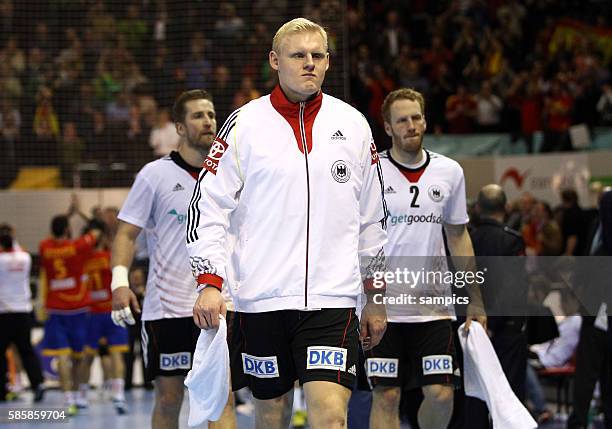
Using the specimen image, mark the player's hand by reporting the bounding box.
[464,302,487,334]
[193,287,226,330]
[359,300,387,351]
[112,286,140,327]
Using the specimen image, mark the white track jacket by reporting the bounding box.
[186,86,387,313]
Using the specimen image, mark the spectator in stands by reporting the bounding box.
[365,64,394,137]
[0,97,20,143]
[530,289,582,368]
[214,2,244,42]
[210,65,233,123]
[597,83,612,125]
[542,79,574,152]
[88,110,109,162]
[396,57,429,97]
[377,10,408,68]
[181,33,211,90]
[0,61,21,101]
[117,4,148,55]
[532,201,563,256]
[445,84,477,133]
[22,47,46,107]
[560,188,587,256]
[33,86,60,162]
[475,80,503,132]
[232,75,260,110]
[422,35,453,82]
[122,63,147,94]
[1,36,25,75]
[0,0,14,47]
[59,122,83,187]
[507,74,542,153]
[526,289,581,424]
[507,191,536,232]
[149,108,180,157]
[452,18,479,74]
[427,62,454,133]
[105,91,131,124]
[149,45,175,109]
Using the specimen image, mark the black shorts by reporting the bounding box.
[142,312,236,382]
[230,308,359,400]
[366,319,459,389]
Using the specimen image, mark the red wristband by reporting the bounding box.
[197,273,223,292]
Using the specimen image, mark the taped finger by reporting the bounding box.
[123,307,136,325]
[111,310,126,327]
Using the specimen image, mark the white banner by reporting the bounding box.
[494,153,590,206]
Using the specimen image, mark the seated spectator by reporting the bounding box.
[526,289,582,424]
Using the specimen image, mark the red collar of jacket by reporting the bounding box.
[270,85,323,154]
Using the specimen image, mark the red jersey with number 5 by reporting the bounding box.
[39,234,95,311]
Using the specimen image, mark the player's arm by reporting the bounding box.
[188,110,243,330]
[357,127,388,350]
[110,220,142,327]
[36,266,48,322]
[444,222,487,332]
[67,193,90,223]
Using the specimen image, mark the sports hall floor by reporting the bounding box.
[0,388,597,428]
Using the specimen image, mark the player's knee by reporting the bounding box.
[155,391,182,414]
[255,395,292,425]
[423,384,453,407]
[307,393,347,428]
[373,386,401,410]
[155,383,183,413]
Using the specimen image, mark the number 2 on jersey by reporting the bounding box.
[409,185,420,208]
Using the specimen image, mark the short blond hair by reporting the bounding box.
[272,18,328,54]
[381,88,426,123]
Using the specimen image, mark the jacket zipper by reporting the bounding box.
[299,102,310,307]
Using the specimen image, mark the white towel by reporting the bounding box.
[458,322,537,429]
[184,316,230,428]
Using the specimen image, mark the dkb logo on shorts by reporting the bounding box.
[422,354,453,375]
[306,346,347,371]
[366,358,399,378]
[241,353,279,378]
[160,352,191,370]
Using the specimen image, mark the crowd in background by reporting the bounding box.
[348,0,612,150]
[0,0,611,188]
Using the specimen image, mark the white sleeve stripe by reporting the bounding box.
[216,108,240,140]
[187,174,203,243]
[186,109,240,244]
[375,160,389,230]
